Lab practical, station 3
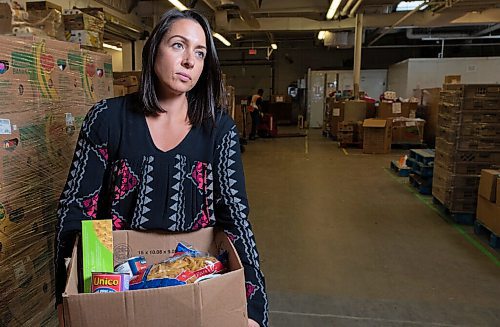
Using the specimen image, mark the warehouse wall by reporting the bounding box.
[219,42,421,98]
[219,39,500,99]
[388,57,500,98]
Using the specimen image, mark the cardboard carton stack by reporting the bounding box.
[23,1,64,40]
[63,8,105,50]
[432,84,500,214]
[420,88,441,147]
[476,169,500,236]
[113,71,141,96]
[362,119,392,154]
[0,35,112,325]
[326,99,367,140]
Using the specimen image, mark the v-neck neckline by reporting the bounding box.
[142,114,193,154]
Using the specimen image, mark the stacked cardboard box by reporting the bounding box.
[420,88,441,147]
[113,72,141,96]
[432,84,500,214]
[391,117,425,145]
[338,121,354,144]
[63,9,105,49]
[0,35,112,325]
[476,169,500,235]
[362,119,392,154]
[326,99,367,140]
[377,102,417,119]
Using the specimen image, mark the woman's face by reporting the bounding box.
[154,18,207,97]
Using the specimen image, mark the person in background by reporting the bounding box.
[249,88,264,140]
[55,9,268,327]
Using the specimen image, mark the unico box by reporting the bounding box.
[62,227,247,326]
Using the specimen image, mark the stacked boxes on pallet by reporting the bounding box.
[432,84,500,215]
[338,122,354,144]
[0,35,112,325]
[406,149,435,195]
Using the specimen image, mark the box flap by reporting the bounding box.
[363,119,387,128]
[478,169,500,202]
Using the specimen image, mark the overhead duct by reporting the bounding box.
[406,28,468,39]
[324,31,355,48]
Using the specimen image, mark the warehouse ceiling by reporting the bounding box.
[131,0,500,49]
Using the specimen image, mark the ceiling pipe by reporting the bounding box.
[201,0,216,11]
[474,24,500,36]
[348,0,363,18]
[340,0,357,16]
[368,1,428,46]
[422,35,500,41]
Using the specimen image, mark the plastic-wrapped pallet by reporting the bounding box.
[0,35,112,326]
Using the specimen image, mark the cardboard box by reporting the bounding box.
[391,118,425,144]
[0,3,13,34]
[66,30,103,49]
[363,119,392,154]
[497,179,500,205]
[26,1,63,12]
[113,84,126,97]
[477,195,500,235]
[377,102,417,119]
[114,75,139,87]
[63,228,247,326]
[444,75,461,84]
[343,100,366,122]
[63,13,104,33]
[478,169,500,202]
[420,88,440,147]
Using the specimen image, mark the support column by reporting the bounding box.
[353,13,363,100]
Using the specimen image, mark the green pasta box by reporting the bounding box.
[81,220,114,293]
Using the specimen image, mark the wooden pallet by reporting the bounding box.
[474,220,500,249]
[390,160,411,177]
[432,197,475,225]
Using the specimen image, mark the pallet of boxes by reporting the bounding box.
[0,33,113,325]
[0,0,65,40]
[432,84,500,224]
[61,220,248,325]
[63,7,105,51]
[327,99,366,147]
[363,91,423,154]
[113,71,142,96]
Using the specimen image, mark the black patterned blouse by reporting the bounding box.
[55,94,268,326]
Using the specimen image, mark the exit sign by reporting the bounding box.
[249,49,257,55]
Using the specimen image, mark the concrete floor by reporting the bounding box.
[243,128,500,327]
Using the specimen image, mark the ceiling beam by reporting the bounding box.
[217,8,500,32]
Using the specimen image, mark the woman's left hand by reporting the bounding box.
[248,318,260,327]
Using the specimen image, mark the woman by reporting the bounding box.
[55,9,268,327]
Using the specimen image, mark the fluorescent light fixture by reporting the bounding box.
[103,43,122,51]
[213,32,231,46]
[396,1,427,12]
[318,31,326,40]
[326,0,342,19]
[168,0,188,11]
[271,43,277,50]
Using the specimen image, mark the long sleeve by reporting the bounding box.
[213,115,269,327]
[54,100,111,304]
